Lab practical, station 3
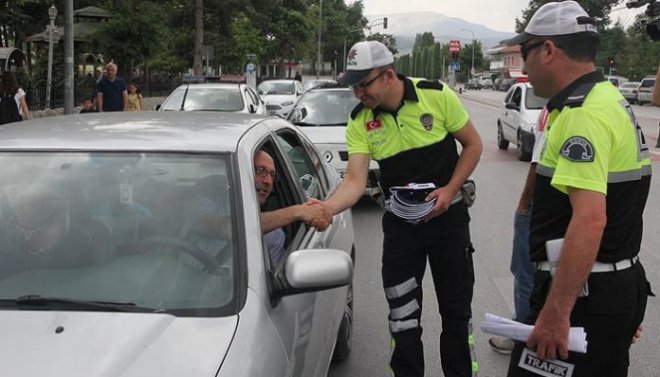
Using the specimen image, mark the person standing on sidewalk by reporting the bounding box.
[318,40,482,377]
[97,63,128,112]
[505,2,653,376]
[489,107,548,354]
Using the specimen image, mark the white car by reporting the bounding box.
[157,82,266,114]
[637,76,656,106]
[287,85,382,200]
[497,82,546,161]
[0,112,354,377]
[618,81,641,104]
[258,79,304,117]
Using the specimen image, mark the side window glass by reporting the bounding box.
[512,88,522,107]
[274,131,325,200]
[301,138,330,194]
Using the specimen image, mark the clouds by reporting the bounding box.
[350,0,645,32]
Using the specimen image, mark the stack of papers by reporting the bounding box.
[389,183,436,220]
[479,313,588,353]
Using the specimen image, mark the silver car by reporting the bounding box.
[618,81,641,104]
[258,79,304,117]
[0,112,354,377]
[157,82,266,114]
[497,82,546,161]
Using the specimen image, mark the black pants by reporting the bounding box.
[507,262,651,377]
[382,203,474,377]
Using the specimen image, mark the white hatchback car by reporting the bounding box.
[618,81,641,104]
[497,82,547,161]
[637,76,656,106]
[287,85,382,199]
[157,82,266,114]
[258,79,304,117]
[0,112,355,377]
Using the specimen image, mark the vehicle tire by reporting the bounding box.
[517,131,532,161]
[332,249,354,363]
[497,122,509,150]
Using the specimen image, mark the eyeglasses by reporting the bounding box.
[255,165,277,181]
[520,40,547,61]
[350,69,388,90]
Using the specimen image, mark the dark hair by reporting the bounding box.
[551,33,600,63]
[0,71,19,96]
[128,80,141,94]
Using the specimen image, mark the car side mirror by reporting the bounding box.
[275,249,353,297]
[505,103,519,110]
[155,104,161,111]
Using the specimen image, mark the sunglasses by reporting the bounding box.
[350,69,388,90]
[520,40,547,61]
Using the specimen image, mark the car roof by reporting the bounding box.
[173,83,244,90]
[0,112,269,153]
[259,79,297,84]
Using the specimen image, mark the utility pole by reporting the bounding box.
[316,0,323,79]
[461,28,475,79]
[45,5,58,109]
[64,0,74,114]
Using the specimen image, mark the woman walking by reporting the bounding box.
[1,71,31,120]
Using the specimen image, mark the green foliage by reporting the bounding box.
[412,32,435,52]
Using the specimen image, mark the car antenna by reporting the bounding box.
[180,83,190,111]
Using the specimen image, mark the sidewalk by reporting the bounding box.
[29,96,167,118]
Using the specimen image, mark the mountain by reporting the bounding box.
[365,11,516,54]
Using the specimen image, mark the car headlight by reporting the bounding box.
[281,101,294,106]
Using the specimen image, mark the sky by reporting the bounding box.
[349,0,646,32]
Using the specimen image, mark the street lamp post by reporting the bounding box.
[316,0,323,79]
[461,28,475,79]
[46,5,58,109]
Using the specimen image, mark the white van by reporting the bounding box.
[637,76,656,105]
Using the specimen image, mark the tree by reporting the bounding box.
[193,0,204,75]
[412,32,434,53]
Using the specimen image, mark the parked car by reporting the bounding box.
[497,78,517,92]
[157,83,265,114]
[258,79,304,117]
[497,82,547,161]
[0,112,355,377]
[637,76,656,105]
[618,81,641,104]
[286,84,382,200]
[480,78,494,89]
[605,75,629,87]
[464,79,482,90]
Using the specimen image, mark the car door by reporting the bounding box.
[258,127,347,377]
[502,85,522,141]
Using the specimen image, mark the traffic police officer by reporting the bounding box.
[321,40,483,377]
[505,2,653,376]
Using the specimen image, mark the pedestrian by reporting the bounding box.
[79,99,97,114]
[505,2,653,376]
[294,71,302,83]
[317,40,483,377]
[125,81,145,111]
[96,63,128,112]
[489,107,548,354]
[1,71,31,121]
[91,68,103,111]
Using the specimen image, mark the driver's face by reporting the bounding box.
[254,151,276,206]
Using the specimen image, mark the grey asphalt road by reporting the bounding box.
[328,92,660,377]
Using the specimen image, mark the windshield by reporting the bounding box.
[258,81,295,95]
[525,89,547,110]
[287,90,359,126]
[0,152,236,316]
[161,87,244,111]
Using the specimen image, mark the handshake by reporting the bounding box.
[300,198,334,232]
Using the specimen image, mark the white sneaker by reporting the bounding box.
[488,336,514,355]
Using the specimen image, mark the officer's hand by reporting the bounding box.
[632,325,643,344]
[421,186,456,222]
[527,307,570,361]
[303,199,333,231]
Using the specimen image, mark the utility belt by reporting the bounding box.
[535,255,639,274]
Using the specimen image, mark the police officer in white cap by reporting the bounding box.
[318,40,483,377]
[505,2,652,376]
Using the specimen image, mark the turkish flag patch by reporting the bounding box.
[365,119,383,131]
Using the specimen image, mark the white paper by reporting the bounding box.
[479,313,588,353]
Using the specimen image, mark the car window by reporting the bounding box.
[524,89,547,110]
[258,82,295,95]
[275,130,325,200]
[288,90,359,126]
[640,79,655,88]
[0,152,237,316]
[161,86,244,111]
[510,87,522,107]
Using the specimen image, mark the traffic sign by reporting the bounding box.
[449,40,461,52]
[451,62,460,71]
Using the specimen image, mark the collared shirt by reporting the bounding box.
[346,75,469,195]
[530,71,652,263]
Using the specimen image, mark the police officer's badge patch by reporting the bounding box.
[420,113,433,131]
[560,136,594,162]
